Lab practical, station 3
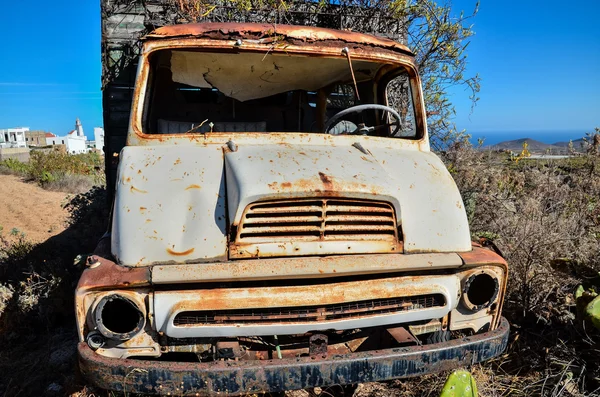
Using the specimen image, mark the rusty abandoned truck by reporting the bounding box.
[77,21,509,395]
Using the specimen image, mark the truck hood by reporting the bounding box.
[112,142,471,266]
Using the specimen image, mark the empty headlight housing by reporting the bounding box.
[93,294,146,341]
[462,270,499,312]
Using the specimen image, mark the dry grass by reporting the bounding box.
[0,146,599,396]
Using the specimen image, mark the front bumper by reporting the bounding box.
[79,317,509,396]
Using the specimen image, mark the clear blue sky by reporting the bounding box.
[0,1,598,142]
[0,1,101,139]
[449,0,599,142]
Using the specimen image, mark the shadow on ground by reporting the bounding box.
[0,187,108,396]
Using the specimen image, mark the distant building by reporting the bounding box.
[46,118,88,154]
[24,130,50,147]
[94,127,105,152]
[0,127,28,148]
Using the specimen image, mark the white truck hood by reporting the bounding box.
[112,142,471,266]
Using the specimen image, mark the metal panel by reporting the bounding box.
[153,274,460,337]
[150,252,464,283]
[77,318,509,396]
[368,147,472,252]
[232,198,400,258]
[111,145,227,266]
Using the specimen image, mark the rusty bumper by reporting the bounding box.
[79,317,509,396]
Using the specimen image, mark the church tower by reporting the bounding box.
[75,118,84,137]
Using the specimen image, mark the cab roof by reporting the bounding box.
[145,22,413,56]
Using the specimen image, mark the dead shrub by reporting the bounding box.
[43,173,95,194]
[439,142,600,395]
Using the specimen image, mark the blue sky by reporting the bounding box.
[0,1,101,139]
[0,1,598,142]
[449,0,599,142]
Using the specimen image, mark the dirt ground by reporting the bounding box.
[0,174,68,242]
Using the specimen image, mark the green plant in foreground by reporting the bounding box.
[586,296,600,329]
[439,370,478,397]
[576,283,600,330]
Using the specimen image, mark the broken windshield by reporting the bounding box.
[142,49,418,138]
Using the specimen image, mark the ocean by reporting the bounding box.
[466,130,590,147]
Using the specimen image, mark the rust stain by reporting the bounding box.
[185,184,201,190]
[281,182,292,188]
[130,186,148,194]
[460,245,507,268]
[318,172,333,190]
[76,256,150,292]
[167,247,195,256]
[148,22,412,55]
[140,206,147,212]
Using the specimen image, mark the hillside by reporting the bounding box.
[487,137,589,153]
[552,138,587,151]
[487,138,562,152]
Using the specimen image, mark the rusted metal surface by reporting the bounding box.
[409,320,443,335]
[173,295,443,326]
[78,318,509,396]
[231,197,401,258]
[153,274,459,338]
[309,334,328,358]
[216,341,245,360]
[459,245,508,267]
[76,256,150,292]
[146,22,412,55]
[151,252,464,284]
[112,145,228,266]
[458,246,509,330]
[113,140,472,266]
[387,326,418,345]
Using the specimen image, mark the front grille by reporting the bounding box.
[173,294,445,326]
[236,198,398,243]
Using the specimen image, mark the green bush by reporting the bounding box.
[0,157,30,175]
[0,151,105,192]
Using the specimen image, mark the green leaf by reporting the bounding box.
[586,295,600,330]
[440,370,478,397]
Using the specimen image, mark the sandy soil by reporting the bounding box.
[0,174,68,242]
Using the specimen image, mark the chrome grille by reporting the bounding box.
[174,294,445,326]
[237,198,398,243]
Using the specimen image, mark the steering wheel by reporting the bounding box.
[324,104,402,136]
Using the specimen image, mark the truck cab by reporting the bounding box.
[76,22,508,395]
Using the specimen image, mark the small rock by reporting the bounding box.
[46,382,63,395]
[49,345,76,367]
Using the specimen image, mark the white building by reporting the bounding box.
[0,127,28,148]
[46,118,88,154]
[94,127,105,151]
